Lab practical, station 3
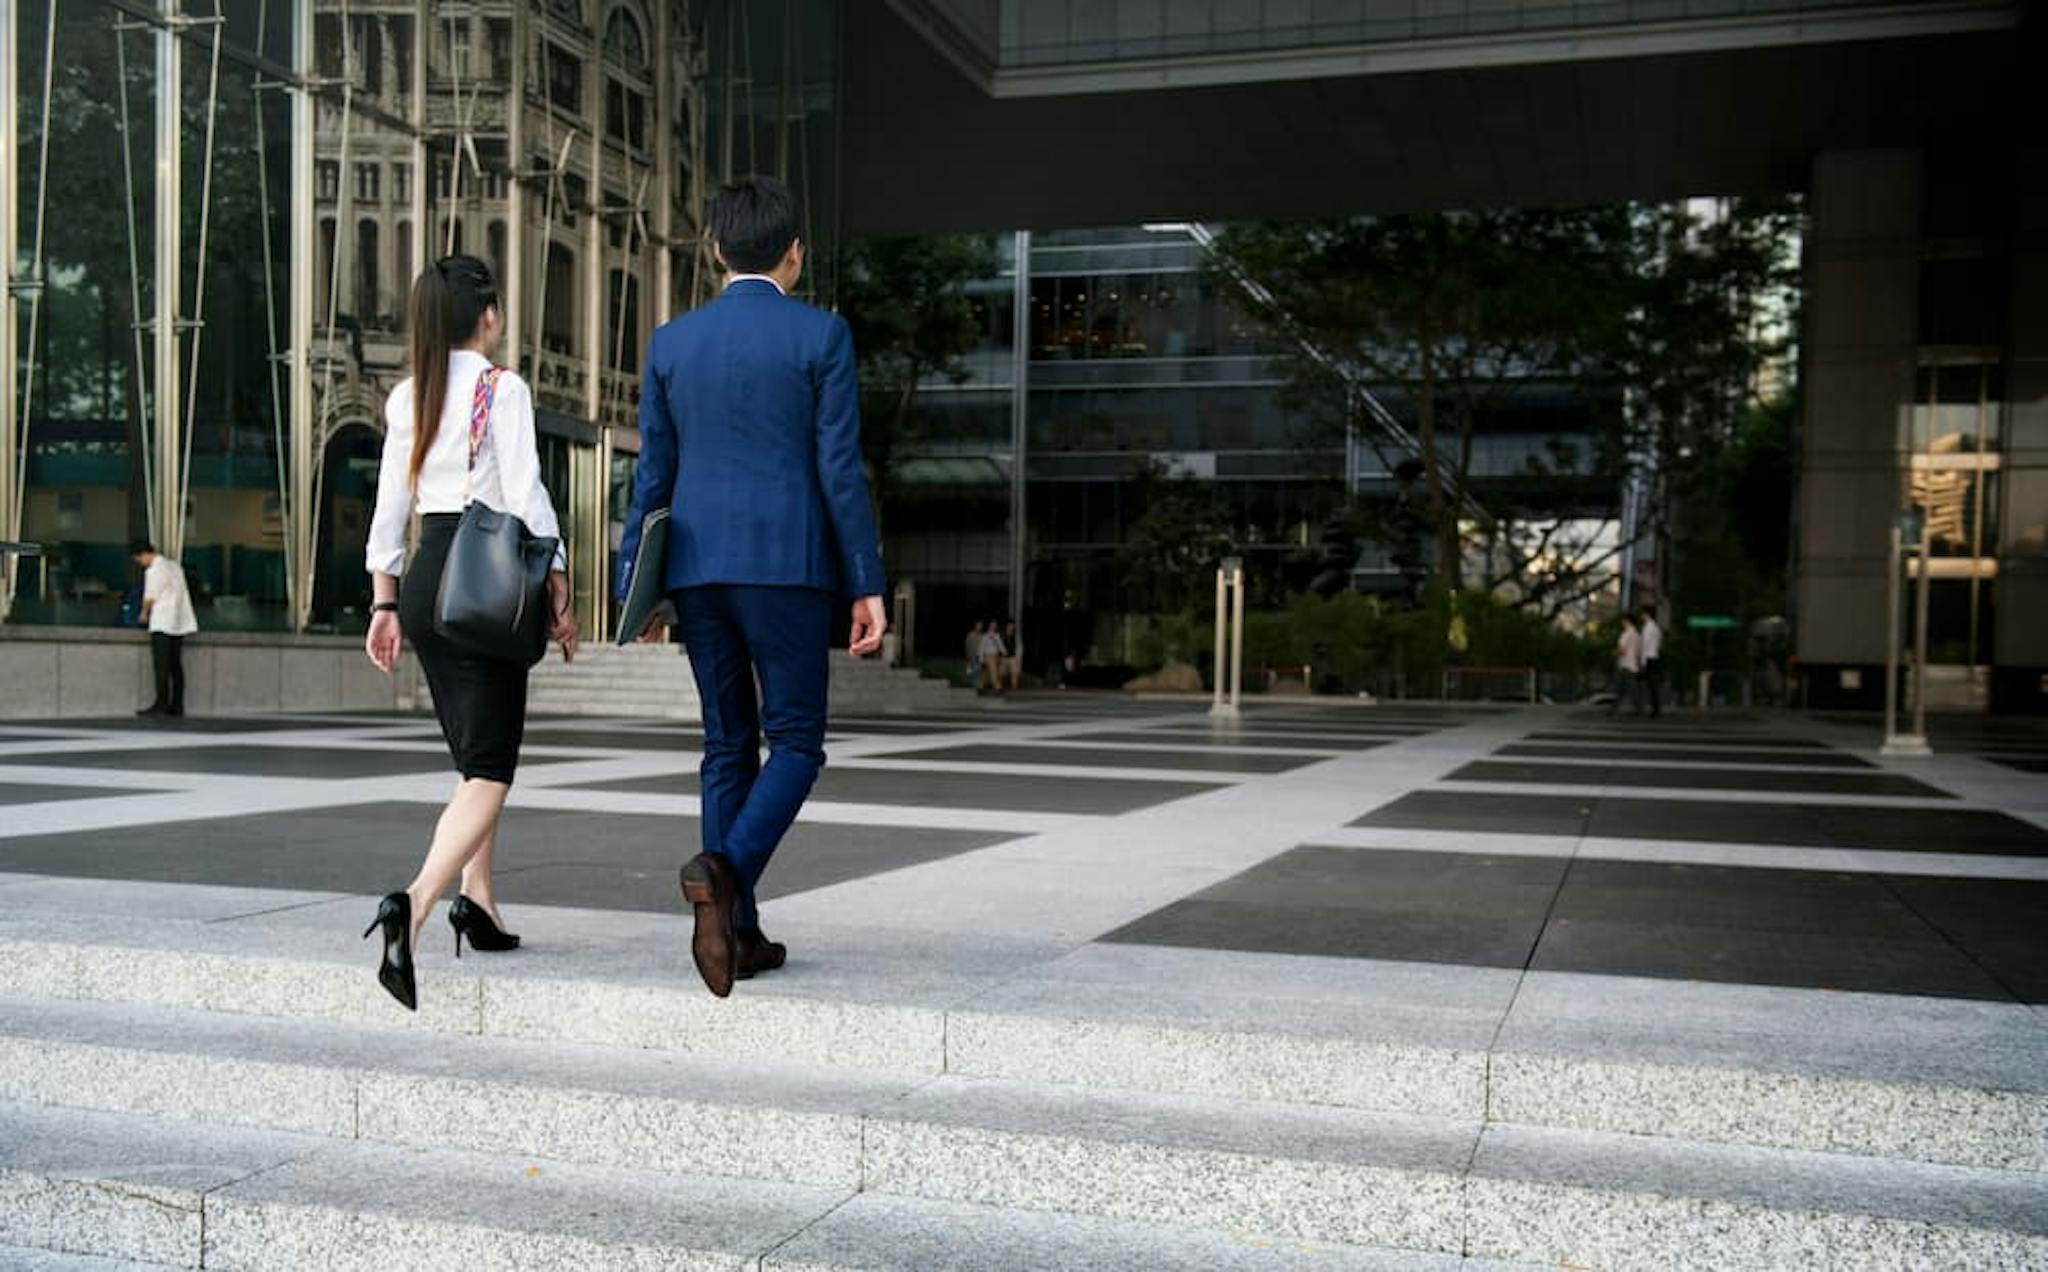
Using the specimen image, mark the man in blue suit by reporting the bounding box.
[617,176,886,998]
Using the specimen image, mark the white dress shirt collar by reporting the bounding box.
[724,273,787,295]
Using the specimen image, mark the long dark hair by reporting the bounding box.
[405,254,498,486]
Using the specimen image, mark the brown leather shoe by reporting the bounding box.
[679,854,739,998]
[736,930,788,980]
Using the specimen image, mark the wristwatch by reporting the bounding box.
[371,601,399,614]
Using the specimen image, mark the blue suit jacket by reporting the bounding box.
[615,279,885,602]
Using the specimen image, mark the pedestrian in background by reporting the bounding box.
[977,619,1006,694]
[1001,619,1023,691]
[131,539,198,718]
[964,620,986,683]
[1610,614,1640,716]
[1638,607,1665,718]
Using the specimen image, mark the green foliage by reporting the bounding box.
[1130,586,1605,695]
[1217,209,1638,590]
[1115,466,1239,615]
[1126,611,1209,671]
[1447,588,1606,677]
[1212,201,1802,618]
[1669,395,1796,643]
[837,235,1002,527]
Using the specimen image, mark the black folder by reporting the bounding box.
[615,508,675,645]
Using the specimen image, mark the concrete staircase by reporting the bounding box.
[450,645,969,721]
[825,651,972,714]
[0,900,2042,1269]
[522,642,700,718]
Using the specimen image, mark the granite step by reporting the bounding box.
[0,1101,1510,1271]
[0,997,1487,1251]
[0,1247,178,1271]
[2,1079,2042,1269]
[0,910,2040,1173]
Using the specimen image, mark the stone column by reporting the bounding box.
[154,0,185,558]
[0,0,20,619]
[1793,150,1922,709]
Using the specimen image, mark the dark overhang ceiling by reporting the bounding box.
[840,2,2039,236]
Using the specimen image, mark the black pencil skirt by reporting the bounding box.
[400,512,530,784]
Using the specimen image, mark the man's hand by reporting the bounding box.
[849,595,887,657]
[636,614,669,644]
[365,611,402,674]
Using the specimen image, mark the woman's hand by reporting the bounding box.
[366,611,403,673]
[547,571,580,663]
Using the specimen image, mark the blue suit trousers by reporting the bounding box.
[673,583,831,931]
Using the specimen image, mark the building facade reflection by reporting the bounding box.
[2,0,835,639]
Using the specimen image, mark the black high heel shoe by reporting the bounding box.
[449,896,521,957]
[362,891,417,1012]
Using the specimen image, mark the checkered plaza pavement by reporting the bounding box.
[0,695,2043,1268]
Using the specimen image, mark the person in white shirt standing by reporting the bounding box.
[1637,607,1665,718]
[130,538,198,717]
[1609,614,1640,717]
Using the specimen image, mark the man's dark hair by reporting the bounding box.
[128,539,155,556]
[707,177,801,274]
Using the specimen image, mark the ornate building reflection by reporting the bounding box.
[3,0,836,639]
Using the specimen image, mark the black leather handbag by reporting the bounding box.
[433,367,560,666]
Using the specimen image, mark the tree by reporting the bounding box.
[836,235,1001,534]
[1217,209,1635,591]
[1116,464,1238,615]
[1616,199,1802,611]
[1214,201,1800,621]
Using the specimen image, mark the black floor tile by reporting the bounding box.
[1156,721,1433,739]
[575,766,1224,815]
[0,745,455,779]
[1809,805,2048,854]
[824,719,983,735]
[1991,757,2048,774]
[1528,730,1827,749]
[1353,791,1595,836]
[1583,798,1835,846]
[1105,846,2042,1001]
[1497,742,1874,769]
[521,729,708,752]
[0,802,1012,913]
[869,743,1315,774]
[1882,875,2048,1002]
[1060,730,1390,752]
[16,716,368,734]
[1100,846,1564,965]
[0,781,159,805]
[1446,759,1949,799]
[1533,859,2016,1000]
[1356,790,2048,856]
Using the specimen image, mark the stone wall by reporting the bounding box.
[0,628,425,718]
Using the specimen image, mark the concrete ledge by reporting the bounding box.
[0,628,420,719]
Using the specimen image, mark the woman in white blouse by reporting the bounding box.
[359,254,579,1012]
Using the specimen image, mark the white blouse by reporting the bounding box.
[365,349,567,576]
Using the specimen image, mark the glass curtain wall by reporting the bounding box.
[881,226,1625,674]
[10,3,162,625]
[7,1,832,636]
[185,2,296,631]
